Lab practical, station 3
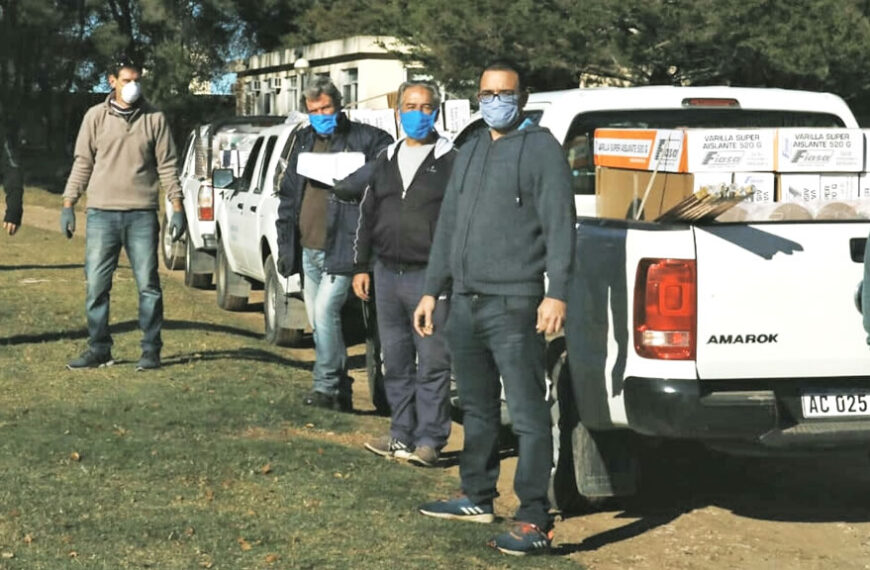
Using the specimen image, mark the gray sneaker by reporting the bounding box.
[409,445,439,467]
[364,436,413,460]
[67,350,114,370]
[136,351,161,371]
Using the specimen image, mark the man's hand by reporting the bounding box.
[352,273,371,301]
[536,297,566,335]
[3,221,18,236]
[169,210,186,242]
[276,255,294,278]
[413,295,437,337]
[60,206,75,239]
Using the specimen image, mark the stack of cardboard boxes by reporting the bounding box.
[593,127,870,221]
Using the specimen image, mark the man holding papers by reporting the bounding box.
[276,76,392,412]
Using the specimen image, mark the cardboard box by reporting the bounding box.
[685,129,776,172]
[596,166,695,220]
[734,172,775,203]
[777,174,821,202]
[776,128,864,172]
[594,129,685,173]
[819,174,859,201]
[859,173,870,199]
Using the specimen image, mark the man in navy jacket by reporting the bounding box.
[275,76,392,412]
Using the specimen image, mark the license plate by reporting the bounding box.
[801,392,870,418]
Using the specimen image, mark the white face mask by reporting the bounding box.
[121,81,142,105]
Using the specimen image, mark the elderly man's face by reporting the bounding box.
[306,93,336,115]
[399,86,436,115]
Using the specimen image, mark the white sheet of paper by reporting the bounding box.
[296,152,366,186]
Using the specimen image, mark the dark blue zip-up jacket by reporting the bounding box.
[423,125,575,300]
[275,113,393,276]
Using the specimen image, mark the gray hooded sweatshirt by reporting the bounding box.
[423,124,575,301]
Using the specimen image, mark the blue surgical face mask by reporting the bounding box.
[400,109,438,141]
[480,96,520,131]
[309,113,338,136]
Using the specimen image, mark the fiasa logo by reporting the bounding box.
[707,333,778,344]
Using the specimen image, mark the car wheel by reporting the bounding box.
[215,239,248,311]
[263,255,304,346]
[161,214,185,270]
[184,235,212,289]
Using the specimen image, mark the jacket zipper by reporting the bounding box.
[459,141,491,290]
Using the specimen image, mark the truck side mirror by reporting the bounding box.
[212,168,235,190]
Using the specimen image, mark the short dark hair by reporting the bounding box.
[303,76,342,110]
[480,61,524,92]
[396,80,442,110]
[109,59,142,77]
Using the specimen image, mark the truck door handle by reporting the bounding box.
[850,238,866,262]
[236,203,244,210]
[250,205,258,212]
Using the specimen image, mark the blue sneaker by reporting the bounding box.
[418,496,494,523]
[488,522,553,556]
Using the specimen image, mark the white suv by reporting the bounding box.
[162,116,285,288]
[212,119,308,345]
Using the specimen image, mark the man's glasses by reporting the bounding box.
[477,90,518,104]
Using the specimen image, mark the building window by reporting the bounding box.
[342,68,358,106]
[264,92,272,115]
[287,75,298,112]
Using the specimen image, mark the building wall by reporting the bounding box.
[237,36,410,116]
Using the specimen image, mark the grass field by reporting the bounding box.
[0,197,581,569]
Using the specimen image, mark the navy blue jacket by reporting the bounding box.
[353,136,456,272]
[275,113,393,276]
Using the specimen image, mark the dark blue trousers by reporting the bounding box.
[374,261,451,450]
[448,293,552,531]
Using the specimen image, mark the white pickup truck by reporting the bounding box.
[455,86,870,511]
[212,120,308,346]
[162,116,284,288]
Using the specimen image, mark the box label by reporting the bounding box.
[777,129,864,172]
[686,129,775,172]
[778,174,821,202]
[734,172,775,204]
[594,129,685,172]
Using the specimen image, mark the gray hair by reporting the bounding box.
[303,76,343,109]
[396,80,442,110]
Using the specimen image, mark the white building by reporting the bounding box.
[237,36,413,116]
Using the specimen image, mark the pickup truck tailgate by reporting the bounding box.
[695,222,870,379]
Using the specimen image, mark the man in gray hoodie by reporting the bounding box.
[414,62,575,556]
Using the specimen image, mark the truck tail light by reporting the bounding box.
[634,258,696,360]
[197,182,214,221]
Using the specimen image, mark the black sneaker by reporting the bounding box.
[488,522,553,556]
[303,391,336,409]
[418,496,495,523]
[67,350,114,370]
[136,351,161,371]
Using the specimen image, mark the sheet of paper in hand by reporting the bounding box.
[296,152,366,186]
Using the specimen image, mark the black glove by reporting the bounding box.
[332,177,357,201]
[169,210,187,242]
[60,206,75,239]
[276,255,293,277]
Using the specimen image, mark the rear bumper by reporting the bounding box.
[201,233,217,249]
[624,376,870,450]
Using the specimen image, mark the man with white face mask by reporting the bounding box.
[62,60,184,371]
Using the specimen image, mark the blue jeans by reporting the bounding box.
[374,261,451,450]
[447,293,552,531]
[84,209,163,355]
[302,248,351,397]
